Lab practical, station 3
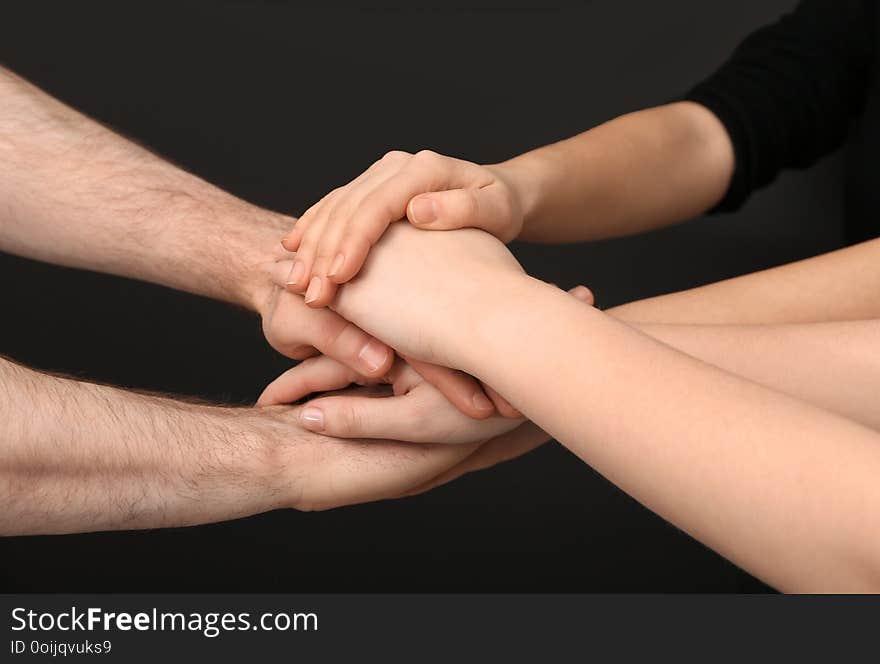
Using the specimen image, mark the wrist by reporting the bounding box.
[197,404,306,512]
[204,198,293,313]
[445,270,549,374]
[492,150,560,241]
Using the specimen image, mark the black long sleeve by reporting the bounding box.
[686,0,875,212]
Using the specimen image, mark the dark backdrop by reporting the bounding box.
[0,1,845,592]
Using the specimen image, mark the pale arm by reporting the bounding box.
[609,237,880,325]
[501,102,734,242]
[632,320,880,430]
[329,225,880,592]
[460,279,880,592]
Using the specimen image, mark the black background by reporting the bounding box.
[0,1,848,592]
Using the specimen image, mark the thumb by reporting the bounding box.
[297,392,442,443]
[407,185,510,238]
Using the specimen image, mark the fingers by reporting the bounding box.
[405,357,495,419]
[286,151,412,297]
[481,383,522,419]
[261,272,394,378]
[311,315,393,378]
[281,150,497,307]
[407,183,510,237]
[297,391,438,442]
[258,356,359,406]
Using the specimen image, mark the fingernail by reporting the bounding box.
[472,392,494,412]
[304,276,322,303]
[300,406,325,431]
[410,197,437,224]
[357,339,389,373]
[281,236,292,249]
[287,261,305,285]
[328,253,345,277]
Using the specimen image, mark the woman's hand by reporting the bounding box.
[271,223,528,367]
[280,150,528,307]
[259,355,523,444]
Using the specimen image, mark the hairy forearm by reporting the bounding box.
[0,66,286,310]
[499,102,733,242]
[609,237,880,325]
[0,357,294,535]
[454,275,880,591]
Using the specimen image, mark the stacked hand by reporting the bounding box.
[280,150,527,307]
[262,220,594,499]
[260,152,591,500]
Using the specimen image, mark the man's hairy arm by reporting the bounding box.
[0,66,284,310]
[0,356,299,535]
[0,356,484,535]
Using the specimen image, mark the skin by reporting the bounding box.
[0,66,520,534]
[259,356,522,443]
[0,357,487,534]
[260,285,594,437]
[274,223,880,592]
[280,101,733,297]
[0,66,503,420]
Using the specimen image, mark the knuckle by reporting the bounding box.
[413,149,439,163]
[358,190,398,225]
[380,150,410,166]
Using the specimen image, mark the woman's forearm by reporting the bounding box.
[454,274,880,591]
[499,102,734,242]
[632,320,880,430]
[609,237,880,325]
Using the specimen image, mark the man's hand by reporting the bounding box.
[0,65,500,419]
[0,357,484,534]
[245,397,482,513]
[259,281,395,377]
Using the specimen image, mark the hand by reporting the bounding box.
[270,223,531,369]
[268,222,595,368]
[258,355,523,444]
[259,280,394,377]
[279,150,526,307]
[259,283,509,419]
[406,422,554,496]
[246,395,481,511]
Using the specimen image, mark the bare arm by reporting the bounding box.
[0,356,487,535]
[327,224,880,592]
[0,356,293,534]
[0,65,504,413]
[631,319,880,430]
[0,66,285,310]
[466,282,880,592]
[502,102,734,242]
[610,237,880,325]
